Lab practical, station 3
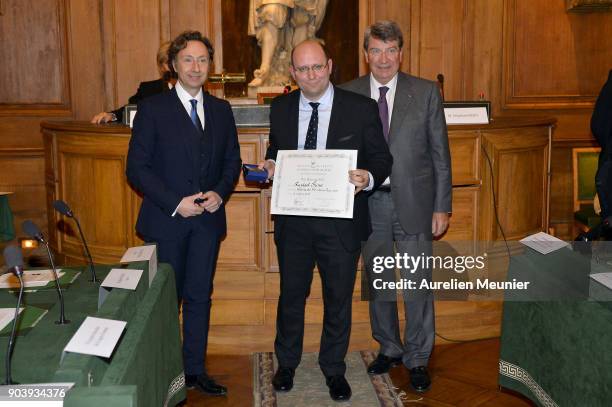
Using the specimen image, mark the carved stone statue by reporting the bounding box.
[248,0,329,89]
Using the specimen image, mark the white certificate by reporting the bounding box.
[271,150,357,218]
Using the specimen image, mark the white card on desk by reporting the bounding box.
[520,232,569,255]
[120,245,157,287]
[64,316,126,358]
[590,272,612,290]
[0,308,24,331]
[101,268,143,291]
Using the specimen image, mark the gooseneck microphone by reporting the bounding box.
[22,220,69,324]
[3,245,25,385]
[52,200,99,283]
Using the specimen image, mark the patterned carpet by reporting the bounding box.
[253,351,404,407]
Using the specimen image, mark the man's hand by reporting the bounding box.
[349,169,370,194]
[432,212,450,237]
[257,159,275,181]
[91,112,114,124]
[199,191,223,213]
[176,192,206,218]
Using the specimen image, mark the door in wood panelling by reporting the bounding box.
[0,0,70,114]
[218,193,261,271]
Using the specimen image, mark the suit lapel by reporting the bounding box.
[389,73,414,140]
[288,91,300,149]
[325,86,343,149]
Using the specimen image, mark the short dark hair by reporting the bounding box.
[168,30,214,74]
[290,40,331,67]
[364,20,404,50]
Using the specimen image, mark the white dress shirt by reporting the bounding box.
[175,80,205,130]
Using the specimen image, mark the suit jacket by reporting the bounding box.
[126,88,242,240]
[265,86,393,251]
[341,72,452,234]
[592,70,612,157]
[112,79,169,122]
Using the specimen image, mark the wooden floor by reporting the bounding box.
[185,338,534,406]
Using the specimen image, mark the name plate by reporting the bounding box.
[63,316,127,359]
[444,107,489,124]
[99,268,144,308]
[120,245,157,287]
[271,150,357,219]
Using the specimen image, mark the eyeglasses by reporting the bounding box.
[293,63,328,74]
[179,56,209,65]
[367,47,400,57]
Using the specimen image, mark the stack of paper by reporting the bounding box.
[520,232,569,255]
[0,269,64,289]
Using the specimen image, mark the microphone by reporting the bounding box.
[437,73,445,102]
[22,220,70,324]
[3,245,25,385]
[52,200,99,283]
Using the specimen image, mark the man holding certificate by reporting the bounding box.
[260,40,392,401]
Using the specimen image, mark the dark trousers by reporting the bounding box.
[152,224,220,376]
[363,190,435,368]
[274,216,360,377]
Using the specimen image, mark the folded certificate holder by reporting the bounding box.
[242,164,269,183]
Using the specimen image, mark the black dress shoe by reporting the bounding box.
[409,366,431,393]
[326,375,351,401]
[272,367,295,392]
[367,353,402,375]
[185,374,227,396]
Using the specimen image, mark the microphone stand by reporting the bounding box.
[72,215,99,283]
[43,242,70,324]
[4,273,23,385]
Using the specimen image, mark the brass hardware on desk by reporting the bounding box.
[208,71,246,98]
[208,72,246,84]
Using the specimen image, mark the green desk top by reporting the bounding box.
[499,247,612,407]
[0,261,185,407]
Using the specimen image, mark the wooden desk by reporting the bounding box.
[41,117,555,353]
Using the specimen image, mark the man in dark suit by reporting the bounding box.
[342,20,452,393]
[260,40,392,402]
[592,69,612,220]
[126,31,241,396]
[92,42,175,124]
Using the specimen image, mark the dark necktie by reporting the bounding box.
[304,102,320,150]
[189,99,204,134]
[378,86,389,142]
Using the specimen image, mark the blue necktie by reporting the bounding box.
[304,102,320,150]
[378,86,389,142]
[189,99,203,133]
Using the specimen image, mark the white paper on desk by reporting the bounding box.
[590,272,612,290]
[520,232,569,255]
[64,316,126,358]
[0,308,24,332]
[0,270,64,289]
[101,268,143,290]
[120,245,157,287]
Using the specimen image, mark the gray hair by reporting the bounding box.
[363,20,404,50]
